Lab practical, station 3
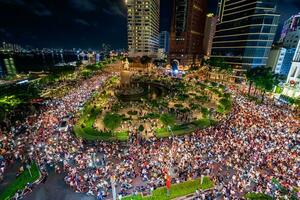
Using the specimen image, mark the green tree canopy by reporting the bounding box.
[103,113,123,131]
[206,57,232,72]
[160,113,175,127]
[140,55,152,65]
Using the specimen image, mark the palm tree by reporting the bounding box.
[246,66,265,96]
[254,68,276,103]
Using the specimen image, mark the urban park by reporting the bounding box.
[0,57,299,200]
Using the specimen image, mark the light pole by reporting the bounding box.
[111,175,117,200]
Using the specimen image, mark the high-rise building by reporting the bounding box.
[169,0,207,66]
[203,13,218,59]
[280,13,300,48]
[0,62,4,78]
[159,31,170,54]
[273,48,296,76]
[266,46,281,71]
[212,0,280,69]
[283,40,300,97]
[4,58,17,76]
[126,0,160,57]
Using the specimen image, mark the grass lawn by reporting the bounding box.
[123,177,214,200]
[244,193,273,200]
[155,124,197,138]
[155,118,217,138]
[0,163,41,200]
[74,78,129,142]
[74,125,128,142]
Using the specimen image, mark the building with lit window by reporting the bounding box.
[212,0,280,69]
[0,62,4,78]
[203,13,218,59]
[159,31,170,54]
[280,13,300,48]
[169,0,207,66]
[126,0,160,57]
[273,48,296,76]
[283,40,300,98]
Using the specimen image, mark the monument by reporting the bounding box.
[120,58,132,86]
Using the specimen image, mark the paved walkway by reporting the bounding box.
[23,170,96,200]
[0,162,20,194]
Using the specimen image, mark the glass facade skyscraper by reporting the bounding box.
[159,31,170,53]
[212,0,280,69]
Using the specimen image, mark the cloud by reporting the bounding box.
[31,2,52,16]
[0,0,52,16]
[74,19,91,26]
[69,0,96,12]
[102,0,126,17]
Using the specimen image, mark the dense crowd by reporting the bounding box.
[0,71,299,199]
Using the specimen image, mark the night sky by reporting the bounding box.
[0,0,299,50]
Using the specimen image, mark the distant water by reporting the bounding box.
[0,53,78,73]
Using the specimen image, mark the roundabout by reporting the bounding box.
[74,72,232,141]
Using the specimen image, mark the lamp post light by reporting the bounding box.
[111,175,117,200]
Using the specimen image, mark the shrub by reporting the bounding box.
[103,113,123,131]
[160,114,175,127]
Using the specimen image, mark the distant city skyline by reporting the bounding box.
[0,0,299,49]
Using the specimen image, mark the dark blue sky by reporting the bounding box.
[0,0,299,49]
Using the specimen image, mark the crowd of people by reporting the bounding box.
[0,70,299,199]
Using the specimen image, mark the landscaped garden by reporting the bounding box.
[73,72,232,141]
[73,76,130,141]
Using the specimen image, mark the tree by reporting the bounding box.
[160,114,175,127]
[246,66,266,96]
[0,95,23,125]
[138,125,144,132]
[294,98,300,115]
[140,55,152,71]
[254,68,276,103]
[103,113,123,131]
[206,57,232,72]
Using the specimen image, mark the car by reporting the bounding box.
[58,120,69,132]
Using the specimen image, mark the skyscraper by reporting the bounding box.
[283,40,300,97]
[273,48,296,76]
[212,0,280,69]
[159,31,170,54]
[126,0,160,57]
[203,13,218,59]
[280,13,300,48]
[0,61,4,78]
[169,0,207,66]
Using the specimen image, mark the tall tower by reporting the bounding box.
[212,0,280,69]
[280,13,300,48]
[283,40,300,97]
[159,31,170,54]
[169,0,207,66]
[203,13,218,59]
[126,0,160,58]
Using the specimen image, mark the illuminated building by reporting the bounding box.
[280,13,300,48]
[212,0,280,69]
[126,0,160,57]
[203,13,218,59]
[169,0,207,66]
[159,31,170,54]
[283,40,300,98]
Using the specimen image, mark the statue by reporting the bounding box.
[123,58,129,70]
